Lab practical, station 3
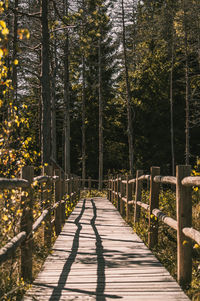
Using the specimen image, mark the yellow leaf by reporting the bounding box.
[22,104,27,109]
[0,48,3,58]
[2,28,9,35]
[193,244,200,249]
[26,31,30,39]
[13,59,18,65]
[0,99,3,107]
[0,20,6,28]
[3,48,8,56]
[2,214,8,221]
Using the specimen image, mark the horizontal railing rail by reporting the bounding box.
[107,165,200,288]
[80,177,108,191]
[0,165,80,283]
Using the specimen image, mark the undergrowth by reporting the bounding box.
[130,189,200,301]
[81,189,107,198]
[0,192,79,301]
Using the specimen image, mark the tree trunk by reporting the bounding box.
[170,34,175,176]
[184,2,190,165]
[121,0,134,176]
[82,55,86,186]
[51,37,58,161]
[12,0,18,103]
[98,38,103,190]
[41,0,51,165]
[185,49,190,165]
[63,28,70,174]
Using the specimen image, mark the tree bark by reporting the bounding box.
[51,37,58,161]
[183,2,190,165]
[98,38,103,190]
[121,0,134,176]
[82,55,86,186]
[41,0,51,165]
[170,33,175,176]
[63,1,70,174]
[12,0,18,103]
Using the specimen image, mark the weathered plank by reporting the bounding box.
[23,197,189,301]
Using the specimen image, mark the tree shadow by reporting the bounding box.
[49,199,86,301]
[48,199,121,300]
[90,199,106,301]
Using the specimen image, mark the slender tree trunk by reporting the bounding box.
[121,0,134,176]
[63,29,70,174]
[51,37,58,161]
[12,0,18,103]
[98,38,103,190]
[82,55,86,186]
[41,0,51,165]
[184,3,190,165]
[185,48,190,165]
[170,35,175,176]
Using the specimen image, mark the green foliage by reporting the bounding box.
[130,189,200,300]
[81,189,107,198]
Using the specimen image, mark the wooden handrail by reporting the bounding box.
[154,175,176,185]
[182,176,200,187]
[0,165,80,283]
[182,227,200,245]
[0,232,26,264]
[108,165,200,288]
[138,174,150,181]
[0,178,29,188]
[152,208,177,231]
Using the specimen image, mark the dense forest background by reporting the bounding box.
[0,0,200,181]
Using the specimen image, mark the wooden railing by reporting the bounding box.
[0,165,80,283]
[80,178,108,191]
[108,165,200,288]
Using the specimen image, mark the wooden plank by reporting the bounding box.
[23,197,189,301]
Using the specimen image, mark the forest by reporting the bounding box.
[0,1,200,299]
[0,0,200,182]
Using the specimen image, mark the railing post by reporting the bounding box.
[89,177,91,193]
[20,166,34,283]
[109,177,112,202]
[134,170,143,224]
[77,176,81,199]
[117,175,120,210]
[148,166,160,249]
[61,172,66,224]
[55,169,62,236]
[43,165,53,248]
[69,176,72,203]
[113,177,116,205]
[107,177,110,200]
[126,175,132,222]
[74,177,78,200]
[111,177,114,203]
[176,165,192,287]
[120,177,125,216]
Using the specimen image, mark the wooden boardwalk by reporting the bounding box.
[23,197,190,301]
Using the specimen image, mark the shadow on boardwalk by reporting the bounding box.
[46,199,121,301]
